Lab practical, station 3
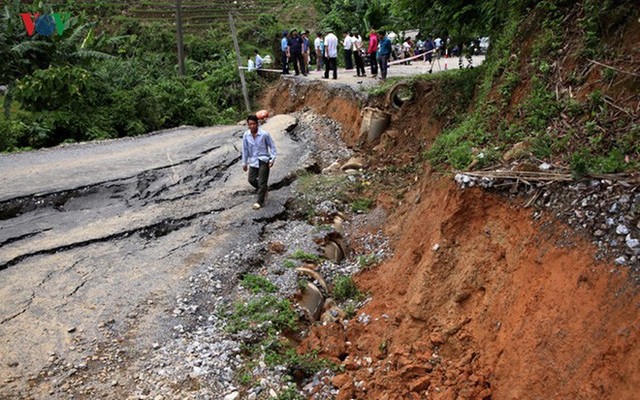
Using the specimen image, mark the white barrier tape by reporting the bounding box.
[386,49,438,66]
[238,66,284,73]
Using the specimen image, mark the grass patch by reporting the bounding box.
[283,260,297,269]
[275,384,305,400]
[240,274,277,294]
[289,249,321,263]
[358,254,379,269]
[226,295,298,335]
[296,172,349,199]
[333,275,364,302]
[239,336,334,397]
[263,341,333,376]
[237,371,253,386]
[351,198,374,213]
[366,76,404,96]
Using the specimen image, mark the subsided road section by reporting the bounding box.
[0,115,312,398]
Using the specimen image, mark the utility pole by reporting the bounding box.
[175,0,185,76]
[228,12,251,112]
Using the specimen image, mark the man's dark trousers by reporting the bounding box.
[290,51,304,75]
[324,57,337,79]
[369,52,378,76]
[248,160,270,205]
[282,51,289,74]
[344,49,353,69]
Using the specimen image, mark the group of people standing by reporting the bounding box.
[280,29,312,76]
[280,28,394,81]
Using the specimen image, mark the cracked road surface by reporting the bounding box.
[0,115,310,397]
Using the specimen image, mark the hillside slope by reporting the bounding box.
[263,4,640,399]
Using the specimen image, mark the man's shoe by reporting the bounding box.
[252,203,261,210]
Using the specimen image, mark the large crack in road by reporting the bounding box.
[0,114,330,398]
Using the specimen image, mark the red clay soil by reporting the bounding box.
[263,72,640,400]
[301,173,640,399]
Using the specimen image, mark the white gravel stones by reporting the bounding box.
[615,257,627,265]
[358,313,371,325]
[617,225,630,235]
[454,173,494,188]
[224,391,239,400]
[626,234,639,250]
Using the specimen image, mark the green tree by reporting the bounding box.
[389,0,521,44]
[1,0,111,119]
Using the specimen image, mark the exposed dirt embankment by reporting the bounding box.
[263,77,640,399]
[263,80,366,148]
[306,175,640,399]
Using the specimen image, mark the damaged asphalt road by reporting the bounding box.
[0,115,313,397]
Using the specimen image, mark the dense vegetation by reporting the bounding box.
[1,0,638,176]
[0,0,511,152]
[425,0,639,174]
[0,0,280,150]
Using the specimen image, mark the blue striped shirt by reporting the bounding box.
[242,128,277,168]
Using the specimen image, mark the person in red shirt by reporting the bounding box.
[367,28,378,78]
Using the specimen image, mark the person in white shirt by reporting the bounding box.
[247,56,255,72]
[351,29,365,77]
[323,28,338,79]
[314,32,324,71]
[343,30,354,70]
[402,37,413,65]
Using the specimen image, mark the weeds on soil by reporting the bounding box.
[333,275,364,302]
[240,274,277,294]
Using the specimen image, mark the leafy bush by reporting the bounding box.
[0,119,18,151]
[333,275,363,302]
[15,66,105,112]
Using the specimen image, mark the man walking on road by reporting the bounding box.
[324,28,338,80]
[242,115,277,210]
